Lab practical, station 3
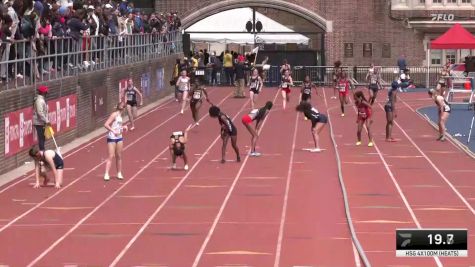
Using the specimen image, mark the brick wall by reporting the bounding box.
[0,54,181,175]
[157,0,473,66]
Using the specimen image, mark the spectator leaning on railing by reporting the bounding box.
[0,0,182,86]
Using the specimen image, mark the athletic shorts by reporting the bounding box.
[384,103,393,113]
[301,94,311,102]
[281,87,291,94]
[338,91,348,97]
[242,115,253,125]
[369,84,379,92]
[190,99,201,107]
[53,153,64,170]
[250,88,260,94]
[311,113,328,127]
[357,110,372,123]
[126,100,137,107]
[221,126,237,137]
[107,138,123,143]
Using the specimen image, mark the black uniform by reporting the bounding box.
[125,87,138,106]
[384,86,397,113]
[249,76,261,94]
[301,82,312,102]
[190,86,204,106]
[41,151,64,170]
[171,132,185,156]
[303,107,328,128]
[219,113,237,136]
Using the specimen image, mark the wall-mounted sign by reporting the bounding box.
[344,43,353,58]
[363,43,372,58]
[382,43,391,58]
[431,14,455,21]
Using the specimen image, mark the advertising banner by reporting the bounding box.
[4,94,77,156]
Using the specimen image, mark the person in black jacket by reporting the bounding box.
[67,9,88,67]
[234,59,247,98]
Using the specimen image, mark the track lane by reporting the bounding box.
[28,88,249,266]
[109,89,276,266]
[191,90,285,267]
[276,87,359,267]
[0,90,216,224]
[0,89,229,266]
[326,88,437,266]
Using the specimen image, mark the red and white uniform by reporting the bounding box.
[356,103,372,123]
[337,79,349,97]
[280,76,292,94]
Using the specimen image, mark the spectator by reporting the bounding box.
[67,8,88,67]
[149,13,160,32]
[0,0,182,89]
[397,54,407,73]
[1,0,19,82]
[209,51,220,86]
[133,10,142,33]
[33,85,50,151]
[204,48,209,65]
[234,58,246,98]
[142,14,150,33]
[223,50,234,85]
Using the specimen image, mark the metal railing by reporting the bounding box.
[0,31,182,90]
[197,65,445,88]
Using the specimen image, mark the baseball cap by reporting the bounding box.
[105,3,112,9]
[38,85,49,94]
[87,5,94,10]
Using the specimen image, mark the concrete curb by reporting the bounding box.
[0,94,175,189]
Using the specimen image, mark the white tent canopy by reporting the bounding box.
[185,8,309,45]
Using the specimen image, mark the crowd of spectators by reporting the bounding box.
[177,49,257,85]
[0,0,181,83]
[173,49,260,97]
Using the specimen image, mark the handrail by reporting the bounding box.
[0,32,183,90]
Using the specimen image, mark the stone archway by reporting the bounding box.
[181,0,332,32]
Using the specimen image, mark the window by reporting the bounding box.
[461,49,471,62]
[446,50,456,64]
[419,0,425,3]
[446,0,456,3]
[431,50,442,65]
[363,43,372,58]
[462,0,471,3]
[433,0,442,3]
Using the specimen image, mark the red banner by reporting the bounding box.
[4,94,77,157]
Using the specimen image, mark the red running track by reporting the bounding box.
[0,86,473,266]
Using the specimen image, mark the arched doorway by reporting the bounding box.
[182,0,332,66]
[181,0,331,32]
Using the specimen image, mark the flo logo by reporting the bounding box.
[399,233,412,248]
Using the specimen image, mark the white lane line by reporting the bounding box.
[345,99,443,267]
[190,90,280,267]
[0,96,178,194]
[0,91,230,235]
[378,103,475,216]
[25,91,234,267]
[273,111,299,267]
[110,92,263,267]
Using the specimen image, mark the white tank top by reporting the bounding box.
[107,113,123,139]
[177,76,190,91]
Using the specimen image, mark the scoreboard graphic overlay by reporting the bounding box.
[396,229,468,257]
